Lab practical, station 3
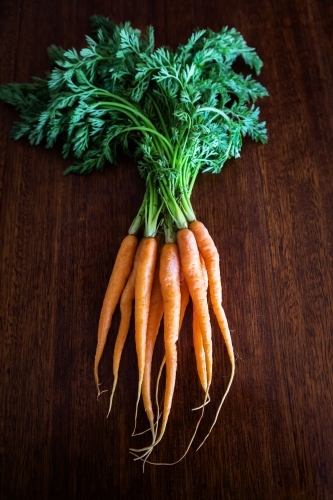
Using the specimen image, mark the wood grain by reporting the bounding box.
[1,0,332,499]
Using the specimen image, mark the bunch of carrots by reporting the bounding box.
[0,16,268,465]
[95,213,235,464]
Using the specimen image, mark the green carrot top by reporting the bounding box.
[0,15,268,237]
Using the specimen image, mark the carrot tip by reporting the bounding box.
[96,388,108,401]
[191,395,210,410]
[132,426,152,438]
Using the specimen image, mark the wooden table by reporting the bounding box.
[1,1,332,498]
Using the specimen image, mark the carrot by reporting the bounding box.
[133,236,158,431]
[189,220,235,447]
[155,243,181,443]
[141,236,164,438]
[189,220,235,370]
[177,228,213,390]
[132,228,212,465]
[152,265,189,437]
[94,233,138,396]
[131,242,181,460]
[107,239,144,416]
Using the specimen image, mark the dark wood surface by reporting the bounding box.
[1,0,333,499]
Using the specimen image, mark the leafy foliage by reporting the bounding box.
[0,16,268,234]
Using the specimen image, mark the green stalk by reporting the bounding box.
[197,106,231,123]
[144,177,164,237]
[150,97,171,142]
[177,154,197,223]
[158,177,188,230]
[120,126,173,162]
[128,188,148,235]
[163,211,176,244]
[95,88,171,142]
[96,101,173,162]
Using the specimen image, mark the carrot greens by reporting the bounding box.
[0,15,268,465]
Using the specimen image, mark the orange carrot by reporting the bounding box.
[131,242,181,459]
[152,266,189,436]
[133,236,158,430]
[94,234,138,396]
[177,228,213,390]
[189,220,235,447]
[107,239,144,416]
[189,220,235,371]
[155,243,181,444]
[131,229,212,465]
[142,237,164,437]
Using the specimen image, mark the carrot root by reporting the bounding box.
[107,239,144,417]
[189,220,236,447]
[130,242,181,456]
[94,234,138,396]
[133,236,158,434]
[177,228,213,389]
[141,236,164,439]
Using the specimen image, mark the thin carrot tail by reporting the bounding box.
[154,355,166,437]
[107,300,134,418]
[107,374,119,418]
[196,355,235,451]
[142,311,164,440]
[142,312,164,440]
[203,305,235,418]
[131,386,210,466]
